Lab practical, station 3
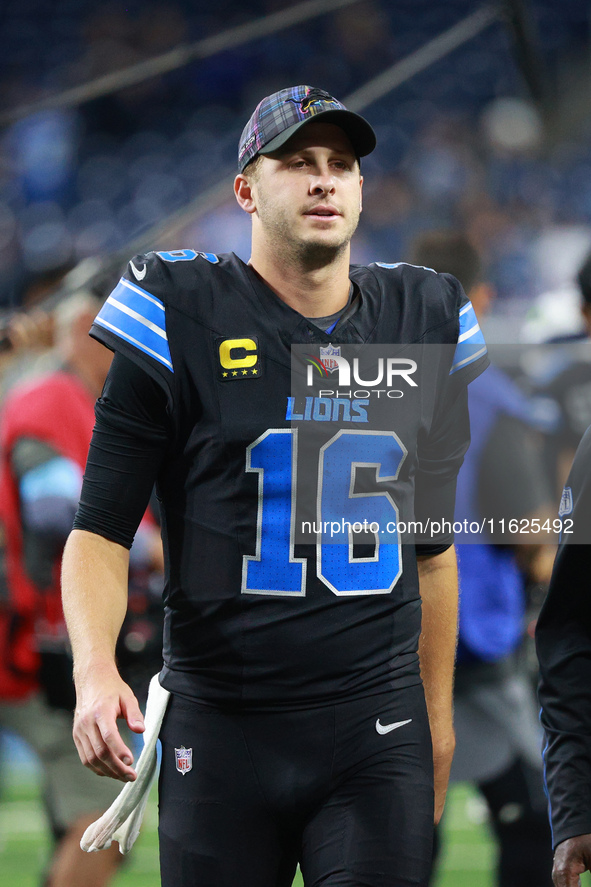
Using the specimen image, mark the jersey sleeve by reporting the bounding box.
[536,425,591,847]
[444,274,489,386]
[91,253,174,404]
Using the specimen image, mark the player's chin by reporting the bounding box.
[301,225,351,249]
[302,232,347,250]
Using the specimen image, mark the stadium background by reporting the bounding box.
[1,1,591,884]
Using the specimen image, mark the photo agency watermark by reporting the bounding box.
[284,342,584,548]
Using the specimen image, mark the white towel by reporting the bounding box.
[80,673,170,855]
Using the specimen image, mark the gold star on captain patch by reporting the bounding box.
[222,372,228,377]
[242,369,248,375]
[251,368,258,375]
[232,371,238,376]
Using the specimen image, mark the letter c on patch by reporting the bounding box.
[219,338,258,369]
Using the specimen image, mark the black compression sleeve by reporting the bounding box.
[73,352,170,548]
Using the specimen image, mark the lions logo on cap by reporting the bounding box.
[287,88,338,114]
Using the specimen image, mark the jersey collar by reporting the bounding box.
[234,254,381,348]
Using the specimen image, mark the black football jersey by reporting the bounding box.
[90,250,488,708]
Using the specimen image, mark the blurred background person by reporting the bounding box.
[0,292,163,886]
[536,424,591,886]
[411,230,556,887]
[525,250,591,501]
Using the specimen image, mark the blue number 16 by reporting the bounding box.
[241,429,406,597]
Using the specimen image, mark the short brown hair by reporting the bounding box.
[242,155,263,180]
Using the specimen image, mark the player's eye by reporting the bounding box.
[331,159,352,171]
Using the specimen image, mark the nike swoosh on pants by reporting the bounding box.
[375,718,412,735]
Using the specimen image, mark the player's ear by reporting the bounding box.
[234,175,257,215]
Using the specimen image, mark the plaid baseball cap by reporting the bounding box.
[238,85,376,173]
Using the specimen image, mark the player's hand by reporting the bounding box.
[553,835,591,886]
[431,726,455,825]
[73,664,145,782]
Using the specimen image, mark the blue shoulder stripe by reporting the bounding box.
[449,301,487,374]
[94,279,173,371]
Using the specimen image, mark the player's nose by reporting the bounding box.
[309,168,336,195]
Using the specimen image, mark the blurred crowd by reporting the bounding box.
[0,0,590,320]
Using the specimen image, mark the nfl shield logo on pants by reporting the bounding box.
[175,746,192,775]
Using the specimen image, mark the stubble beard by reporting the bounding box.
[257,197,359,272]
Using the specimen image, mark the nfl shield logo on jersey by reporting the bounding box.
[319,344,341,373]
[175,746,193,775]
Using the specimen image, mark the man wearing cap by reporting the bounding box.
[62,85,488,886]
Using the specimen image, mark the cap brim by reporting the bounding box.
[259,108,376,159]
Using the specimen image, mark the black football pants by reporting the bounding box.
[158,684,434,887]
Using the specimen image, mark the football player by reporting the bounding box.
[62,85,488,887]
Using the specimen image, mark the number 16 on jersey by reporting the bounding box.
[241,428,406,598]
